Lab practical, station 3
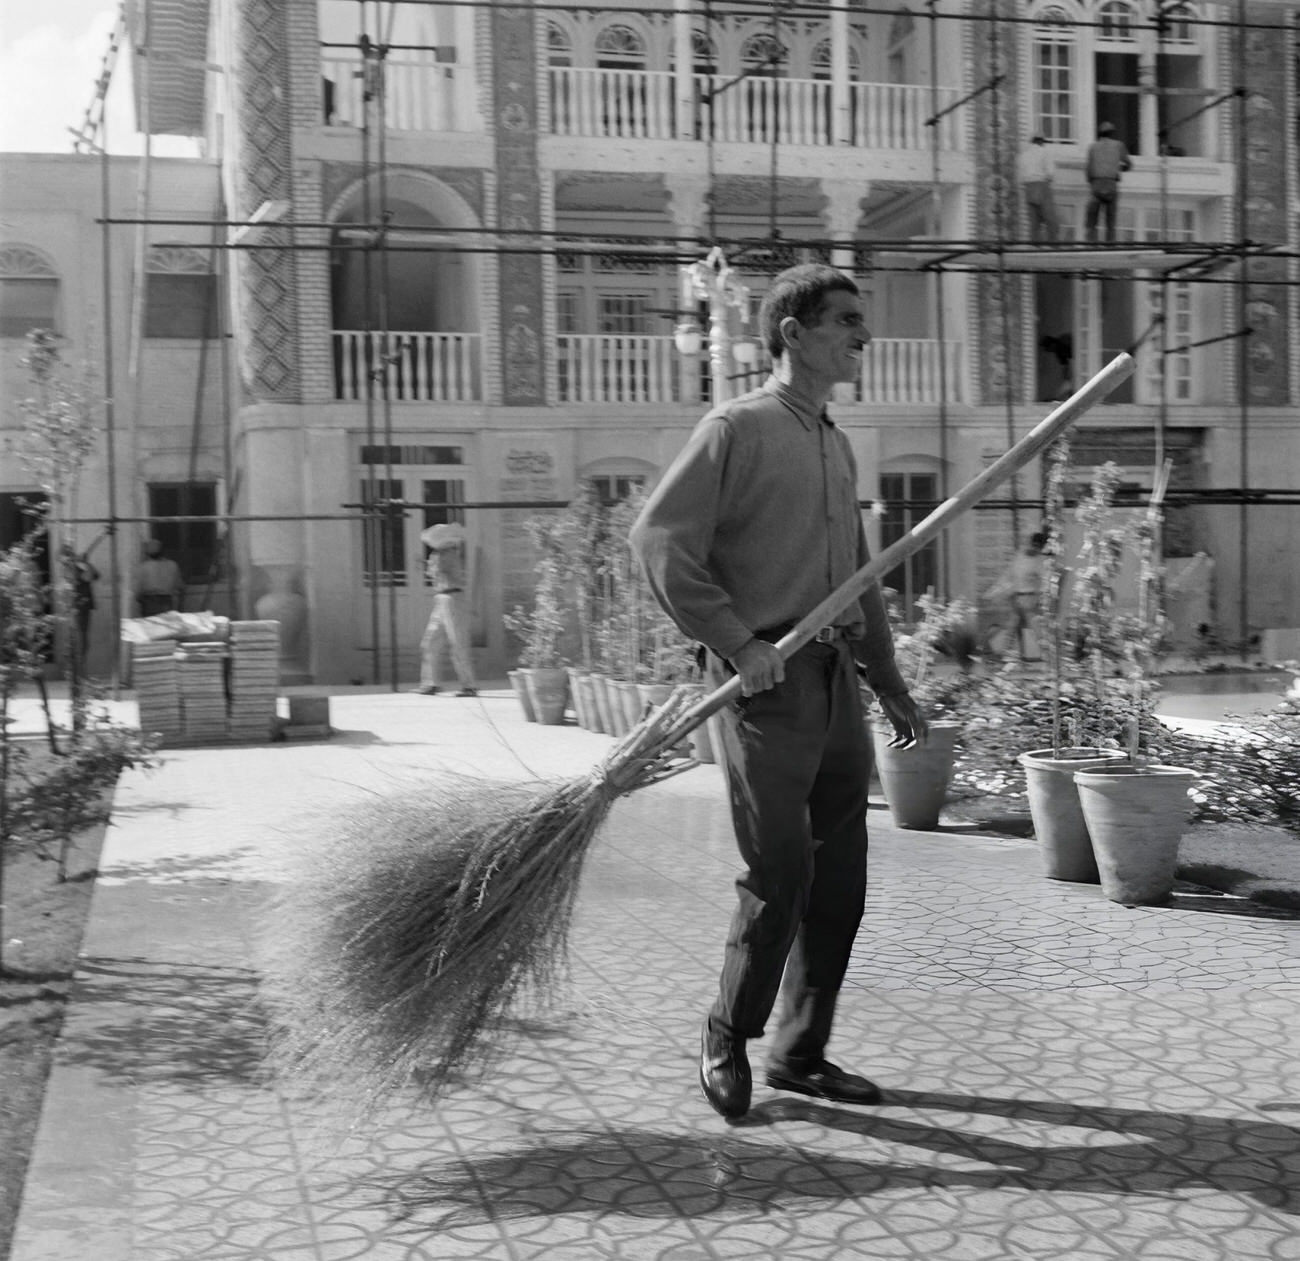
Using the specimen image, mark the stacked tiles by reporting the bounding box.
[176,642,231,743]
[228,620,280,742]
[132,642,182,744]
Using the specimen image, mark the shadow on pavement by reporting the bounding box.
[357,1090,1300,1225]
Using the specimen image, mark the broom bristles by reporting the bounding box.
[263,686,700,1121]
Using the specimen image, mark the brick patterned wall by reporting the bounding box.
[1235,2,1291,406]
[233,0,301,402]
[491,3,546,405]
[968,0,1024,407]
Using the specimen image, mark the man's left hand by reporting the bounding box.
[879,692,929,749]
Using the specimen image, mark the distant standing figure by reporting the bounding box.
[1085,121,1132,243]
[414,523,478,697]
[1020,135,1059,242]
[985,532,1046,661]
[68,548,100,663]
[134,539,184,617]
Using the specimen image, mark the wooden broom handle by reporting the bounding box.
[655,352,1136,742]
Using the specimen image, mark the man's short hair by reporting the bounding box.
[758,263,859,361]
[1098,121,1116,135]
[1031,134,1046,144]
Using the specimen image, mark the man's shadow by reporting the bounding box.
[356,1087,1299,1224]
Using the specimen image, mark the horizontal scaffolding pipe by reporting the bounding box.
[296,0,1295,34]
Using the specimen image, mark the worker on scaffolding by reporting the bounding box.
[1084,122,1132,243]
[1019,135,1059,242]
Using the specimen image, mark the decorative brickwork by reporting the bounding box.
[234,0,300,402]
[969,0,1022,406]
[1235,4,1291,406]
[492,4,545,404]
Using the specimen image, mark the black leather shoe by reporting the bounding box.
[766,1059,882,1105]
[699,1022,751,1118]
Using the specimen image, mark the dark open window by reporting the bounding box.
[145,272,218,339]
[147,482,219,583]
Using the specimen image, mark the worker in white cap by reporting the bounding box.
[413,521,478,697]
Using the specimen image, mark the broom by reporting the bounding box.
[266,353,1136,1117]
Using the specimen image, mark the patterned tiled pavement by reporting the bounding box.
[11,689,1300,1261]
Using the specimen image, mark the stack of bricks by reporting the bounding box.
[175,643,231,744]
[131,642,182,744]
[227,620,280,742]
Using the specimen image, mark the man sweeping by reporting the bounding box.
[630,263,927,1119]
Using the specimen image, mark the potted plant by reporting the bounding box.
[868,590,979,830]
[1074,458,1197,905]
[1018,442,1127,882]
[504,514,572,725]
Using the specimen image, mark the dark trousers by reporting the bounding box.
[1085,178,1119,241]
[705,639,870,1068]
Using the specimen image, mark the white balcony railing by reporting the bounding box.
[549,68,676,139]
[552,335,961,405]
[322,53,468,132]
[546,67,960,149]
[333,331,482,402]
[856,339,963,404]
[555,334,682,403]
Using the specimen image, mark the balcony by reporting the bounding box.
[553,336,962,405]
[333,331,482,402]
[322,52,471,132]
[855,339,963,404]
[556,335,683,403]
[547,67,961,149]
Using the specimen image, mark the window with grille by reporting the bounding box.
[878,472,939,618]
[597,294,649,335]
[145,245,217,339]
[0,246,59,338]
[360,478,407,587]
[147,483,219,584]
[1032,8,1075,141]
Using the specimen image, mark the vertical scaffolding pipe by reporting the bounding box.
[99,114,122,696]
[927,0,950,597]
[377,3,400,692]
[1234,0,1250,655]
[989,8,1021,542]
[359,7,381,684]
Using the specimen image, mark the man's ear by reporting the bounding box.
[777,315,801,356]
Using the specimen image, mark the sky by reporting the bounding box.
[0,0,198,156]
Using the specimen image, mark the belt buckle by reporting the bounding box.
[814,626,836,644]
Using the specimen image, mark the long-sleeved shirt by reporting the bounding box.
[1086,136,1131,181]
[630,377,907,698]
[426,543,467,593]
[1020,144,1055,184]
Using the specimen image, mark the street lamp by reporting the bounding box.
[678,245,754,404]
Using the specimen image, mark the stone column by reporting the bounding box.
[673,0,696,140]
[822,180,865,403]
[666,172,712,404]
[830,0,851,146]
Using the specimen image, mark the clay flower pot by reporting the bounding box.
[1019,747,1129,883]
[871,720,960,831]
[1074,764,1197,905]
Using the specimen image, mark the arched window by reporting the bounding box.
[810,38,861,80]
[1159,4,1196,44]
[690,29,715,75]
[740,32,786,78]
[0,245,59,338]
[595,24,645,70]
[145,244,216,339]
[1097,1,1136,41]
[546,21,572,68]
[1031,6,1075,141]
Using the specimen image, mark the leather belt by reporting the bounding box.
[756,623,855,645]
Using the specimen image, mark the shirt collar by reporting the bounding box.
[762,375,832,431]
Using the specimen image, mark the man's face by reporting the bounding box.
[794,289,870,387]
